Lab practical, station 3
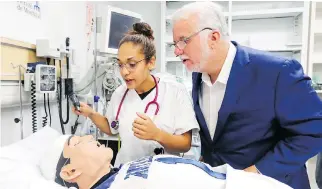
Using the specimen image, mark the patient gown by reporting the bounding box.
[93,155,291,189]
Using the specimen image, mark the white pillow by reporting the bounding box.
[39,135,71,180]
[0,158,66,189]
[0,126,62,166]
[0,127,68,189]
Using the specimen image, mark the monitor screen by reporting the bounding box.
[108,11,141,49]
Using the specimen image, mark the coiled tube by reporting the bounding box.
[31,81,37,133]
[57,85,65,134]
[42,94,48,127]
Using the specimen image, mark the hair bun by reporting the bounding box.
[133,22,154,40]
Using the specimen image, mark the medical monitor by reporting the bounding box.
[103,6,142,54]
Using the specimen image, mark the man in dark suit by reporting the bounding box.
[170,2,322,189]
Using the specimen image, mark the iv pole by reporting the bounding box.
[11,63,26,139]
[93,4,99,141]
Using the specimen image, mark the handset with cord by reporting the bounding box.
[68,92,81,112]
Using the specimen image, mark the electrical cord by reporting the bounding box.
[102,74,117,92]
[102,66,122,104]
[75,71,107,93]
[63,98,70,124]
[46,58,52,127]
[54,59,65,134]
[57,87,65,134]
[47,93,51,127]
[99,98,107,115]
[31,81,37,133]
[66,37,70,79]
[66,54,69,79]
[71,115,80,135]
[42,94,48,127]
[75,62,123,94]
[58,60,69,124]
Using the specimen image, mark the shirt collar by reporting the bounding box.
[202,42,237,86]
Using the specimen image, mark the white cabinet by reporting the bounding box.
[308,2,322,93]
[161,1,310,91]
[231,1,309,71]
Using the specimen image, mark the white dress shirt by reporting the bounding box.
[199,42,237,140]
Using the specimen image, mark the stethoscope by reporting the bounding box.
[110,75,160,130]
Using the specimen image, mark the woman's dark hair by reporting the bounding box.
[119,22,156,62]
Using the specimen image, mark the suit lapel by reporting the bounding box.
[212,42,251,145]
[192,72,212,145]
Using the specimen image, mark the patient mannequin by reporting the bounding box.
[54,135,292,189]
[56,135,113,189]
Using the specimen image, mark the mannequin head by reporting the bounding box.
[58,135,113,189]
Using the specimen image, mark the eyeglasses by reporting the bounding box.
[170,27,213,50]
[115,58,147,72]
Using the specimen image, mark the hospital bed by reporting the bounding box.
[0,127,292,189]
[0,127,66,189]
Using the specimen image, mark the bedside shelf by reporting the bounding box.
[232,8,304,20]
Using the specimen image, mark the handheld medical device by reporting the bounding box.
[68,92,81,112]
[110,75,159,130]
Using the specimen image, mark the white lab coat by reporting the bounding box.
[106,76,200,167]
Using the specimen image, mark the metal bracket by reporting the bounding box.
[11,63,26,140]
[294,13,301,37]
[11,63,27,70]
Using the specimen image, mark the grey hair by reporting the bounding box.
[171,1,230,40]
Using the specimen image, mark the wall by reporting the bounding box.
[0,1,88,146]
[0,1,162,146]
[94,1,162,72]
[0,2,44,45]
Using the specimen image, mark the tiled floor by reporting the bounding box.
[307,155,319,189]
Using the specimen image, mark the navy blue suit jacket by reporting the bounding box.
[192,41,322,189]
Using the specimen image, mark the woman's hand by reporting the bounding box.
[244,165,260,174]
[72,102,95,118]
[132,112,161,141]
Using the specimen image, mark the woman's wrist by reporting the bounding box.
[88,110,96,119]
[154,128,164,143]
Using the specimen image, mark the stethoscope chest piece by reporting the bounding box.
[154,147,164,155]
[111,75,160,131]
[111,120,119,130]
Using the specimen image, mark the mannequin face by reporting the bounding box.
[60,135,113,185]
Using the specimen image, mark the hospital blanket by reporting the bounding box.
[95,155,292,189]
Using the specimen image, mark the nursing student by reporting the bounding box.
[72,22,199,167]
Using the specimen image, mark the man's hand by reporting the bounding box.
[132,112,161,141]
[244,165,260,174]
